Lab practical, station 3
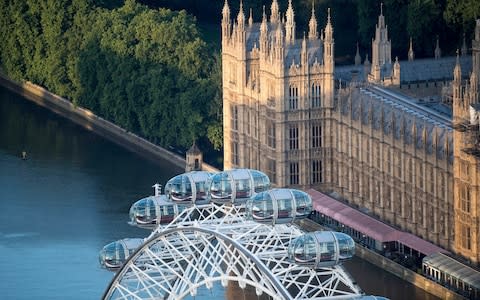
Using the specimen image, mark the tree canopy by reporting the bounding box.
[1,0,479,167]
[0,0,223,164]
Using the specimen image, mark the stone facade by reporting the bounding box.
[222,0,335,188]
[452,20,480,264]
[222,1,480,264]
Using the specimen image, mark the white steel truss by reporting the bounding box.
[103,203,365,300]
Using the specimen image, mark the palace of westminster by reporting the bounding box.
[221,0,480,264]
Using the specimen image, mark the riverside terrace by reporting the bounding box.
[307,189,480,299]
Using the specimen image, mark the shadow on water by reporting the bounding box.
[344,256,441,300]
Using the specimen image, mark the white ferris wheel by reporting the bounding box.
[99,169,388,300]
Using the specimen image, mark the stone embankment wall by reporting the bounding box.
[296,219,465,300]
[0,74,219,173]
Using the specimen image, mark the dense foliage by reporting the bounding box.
[0,0,223,163]
[1,0,479,166]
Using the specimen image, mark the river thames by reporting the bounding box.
[0,85,439,299]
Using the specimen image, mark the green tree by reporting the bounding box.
[444,0,480,29]
[0,0,223,159]
[356,0,378,49]
[407,0,441,58]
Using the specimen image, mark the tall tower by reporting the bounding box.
[222,1,335,189]
[452,19,480,264]
[371,3,391,67]
[368,3,391,83]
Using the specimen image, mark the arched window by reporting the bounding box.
[288,85,298,110]
[311,83,321,108]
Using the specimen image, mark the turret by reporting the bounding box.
[323,8,334,72]
[378,2,385,29]
[308,1,318,40]
[453,50,462,104]
[355,42,361,66]
[260,6,268,53]
[235,1,246,47]
[470,71,478,104]
[248,8,253,27]
[275,22,284,60]
[364,54,371,77]
[237,0,245,30]
[186,142,203,172]
[285,0,296,44]
[408,37,414,61]
[434,36,441,59]
[270,0,280,24]
[221,0,231,40]
[371,2,391,67]
[393,56,400,85]
[301,33,308,66]
[372,62,381,82]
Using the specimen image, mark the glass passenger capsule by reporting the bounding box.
[206,169,270,204]
[287,231,355,268]
[164,171,212,204]
[246,189,312,224]
[129,195,186,229]
[99,238,144,271]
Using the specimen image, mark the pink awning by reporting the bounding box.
[307,189,449,256]
[394,232,448,256]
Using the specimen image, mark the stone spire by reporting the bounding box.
[261,6,267,32]
[393,56,400,85]
[378,2,385,28]
[454,50,461,78]
[434,36,441,59]
[323,8,334,73]
[248,8,253,27]
[237,0,245,30]
[371,2,391,67]
[275,20,284,47]
[355,42,361,66]
[221,0,231,39]
[454,50,462,99]
[324,8,333,42]
[301,32,308,65]
[470,70,478,103]
[364,54,371,77]
[285,0,296,44]
[270,0,280,24]
[274,21,284,61]
[461,33,468,56]
[408,37,414,61]
[260,6,268,52]
[222,0,230,21]
[308,1,318,40]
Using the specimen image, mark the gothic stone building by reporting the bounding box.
[221,1,480,264]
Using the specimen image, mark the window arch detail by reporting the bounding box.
[311,83,321,108]
[288,85,299,110]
